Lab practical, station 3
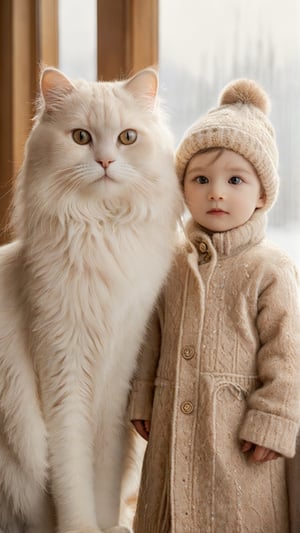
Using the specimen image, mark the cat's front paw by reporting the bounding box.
[104,527,132,533]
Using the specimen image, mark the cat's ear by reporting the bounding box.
[40,68,75,112]
[124,68,158,110]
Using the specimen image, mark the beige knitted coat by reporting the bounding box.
[129,211,300,533]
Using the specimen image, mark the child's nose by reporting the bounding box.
[208,185,224,200]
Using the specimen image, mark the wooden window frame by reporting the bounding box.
[0,0,58,242]
[97,0,158,80]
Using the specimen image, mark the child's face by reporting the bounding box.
[183,149,265,233]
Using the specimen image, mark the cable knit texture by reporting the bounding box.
[129,211,300,533]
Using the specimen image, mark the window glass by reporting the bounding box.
[159,0,300,267]
[58,0,97,80]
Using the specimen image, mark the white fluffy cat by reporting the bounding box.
[0,67,181,533]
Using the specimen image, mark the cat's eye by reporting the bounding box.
[72,129,92,145]
[119,129,137,145]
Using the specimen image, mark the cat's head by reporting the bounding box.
[14,67,179,229]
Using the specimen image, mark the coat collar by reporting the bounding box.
[185,210,267,257]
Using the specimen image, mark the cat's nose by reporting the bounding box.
[97,159,115,169]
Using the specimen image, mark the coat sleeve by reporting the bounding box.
[239,258,300,458]
[128,299,163,421]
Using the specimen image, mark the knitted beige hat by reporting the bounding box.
[176,79,279,211]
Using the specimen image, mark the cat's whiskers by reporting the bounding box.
[45,176,79,204]
[131,172,158,198]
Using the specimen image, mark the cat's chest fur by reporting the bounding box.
[24,219,166,385]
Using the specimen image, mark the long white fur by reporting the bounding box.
[0,68,181,533]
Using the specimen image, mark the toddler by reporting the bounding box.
[130,79,300,532]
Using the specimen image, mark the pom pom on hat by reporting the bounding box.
[219,79,271,114]
[176,78,279,212]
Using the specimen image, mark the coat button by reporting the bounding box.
[181,345,195,360]
[199,242,208,253]
[180,401,194,414]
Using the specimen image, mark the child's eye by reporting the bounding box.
[229,176,242,185]
[195,176,208,184]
